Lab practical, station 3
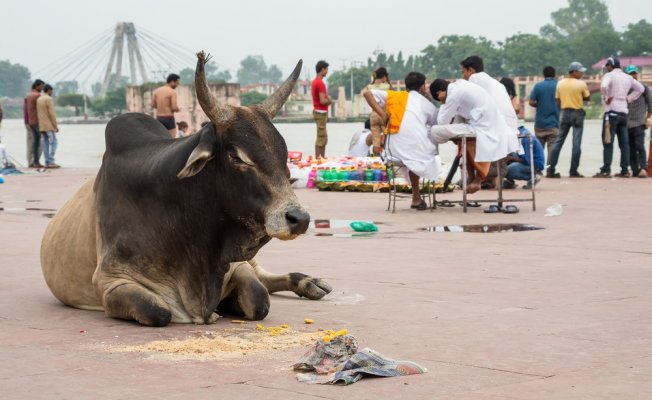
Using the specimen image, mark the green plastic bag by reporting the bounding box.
[349,221,378,232]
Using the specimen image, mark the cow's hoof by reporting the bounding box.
[208,312,220,324]
[296,276,333,300]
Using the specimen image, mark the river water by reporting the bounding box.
[0,118,627,176]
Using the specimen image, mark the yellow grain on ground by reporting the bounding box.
[107,328,323,361]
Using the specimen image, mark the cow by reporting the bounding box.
[40,52,331,327]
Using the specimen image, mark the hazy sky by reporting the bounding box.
[2,0,650,82]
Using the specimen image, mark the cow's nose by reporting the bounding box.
[285,208,310,235]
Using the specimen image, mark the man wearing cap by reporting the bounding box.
[546,62,590,178]
[624,65,652,178]
[594,56,644,178]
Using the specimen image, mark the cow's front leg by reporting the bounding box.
[249,259,332,300]
[217,262,270,321]
[101,281,172,327]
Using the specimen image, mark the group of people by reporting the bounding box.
[529,56,650,179]
[19,79,60,169]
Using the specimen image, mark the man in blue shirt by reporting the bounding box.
[529,66,560,164]
[502,128,545,189]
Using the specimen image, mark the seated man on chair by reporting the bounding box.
[429,78,518,194]
[362,72,439,210]
[503,130,545,189]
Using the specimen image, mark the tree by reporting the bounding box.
[57,94,91,116]
[0,59,31,98]
[54,80,79,95]
[326,67,372,100]
[503,34,564,76]
[240,91,267,106]
[621,19,652,55]
[236,55,282,86]
[91,87,126,116]
[421,35,504,79]
[540,0,613,39]
[179,62,232,85]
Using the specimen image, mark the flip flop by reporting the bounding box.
[502,205,520,214]
[460,201,481,207]
[483,204,502,214]
[436,200,456,207]
[411,200,428,210]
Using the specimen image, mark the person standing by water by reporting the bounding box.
[151,73,180,138]
[367,67,392,155]
[36,84,60,168]
[528,66,560,163]
[624,65,652,178]
[594,57,644,178]
[24,79,45,167]
[546,62,590,178]
[311,60,331,158]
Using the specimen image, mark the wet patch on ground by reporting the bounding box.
[420,223,544,233]
[0,207,56,218]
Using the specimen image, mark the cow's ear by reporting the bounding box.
[177,141,215,179]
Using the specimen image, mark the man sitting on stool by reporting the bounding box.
[503,130,545,189]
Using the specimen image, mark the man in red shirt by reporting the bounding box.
[311,60,331,158]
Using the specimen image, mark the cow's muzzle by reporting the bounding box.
[285,207,310,235]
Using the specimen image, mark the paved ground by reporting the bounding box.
[1,168,651,399]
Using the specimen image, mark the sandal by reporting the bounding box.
[411,200,428,211]
[502,205,519,214]
[461,201,481,207]
[436,200,456,207]
[593,171,611,178]
[483,204,502,214]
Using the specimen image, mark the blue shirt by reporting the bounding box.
[518,135,545,171]
[529,78,560,129]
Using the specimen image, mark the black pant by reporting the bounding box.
[628,125,647,175]
[600,112,629,174]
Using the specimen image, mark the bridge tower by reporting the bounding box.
[100,22,149,97]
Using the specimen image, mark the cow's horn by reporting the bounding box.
[259,59,303,119]
[195,51,232,125]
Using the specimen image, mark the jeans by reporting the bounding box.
[30,124,41,164]
[40,131,58,165]
[506,162,535,184]
[547,109,584,175]
[628,125,647,175]
[601,112,629,174]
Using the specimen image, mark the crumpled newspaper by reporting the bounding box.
[293,335,427,385]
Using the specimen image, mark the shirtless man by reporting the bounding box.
[151,73,180,138]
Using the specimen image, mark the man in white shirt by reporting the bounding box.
[363,72,439,210]
[348,119,372,157]
[429,78,513,194]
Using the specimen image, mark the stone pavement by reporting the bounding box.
[1,169,651,399]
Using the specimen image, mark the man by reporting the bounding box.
[311,60,332,158]
[24,79,45,167]
[594,56,644,178]
[36,84,60,168]
[429,78,512,194]
[529,66,560,161]
[502,129,545,190]
[624,65,652,178]
[363,72,438,210]
[546,62,590,178]
[151,73,180,138]
[348,119,372,157]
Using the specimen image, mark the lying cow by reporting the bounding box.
[40,52,331,326]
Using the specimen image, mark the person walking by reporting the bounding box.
[151,73,180,138]
[624,65,652,178]
[546,62,590,178]
[24,79,45,167]
[36,84,60,168]
[594,57,644,178]
[311,60,331,158]
[528,66,560,163]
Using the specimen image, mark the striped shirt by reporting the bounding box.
[600,68,644,113]
[627,83,652,128]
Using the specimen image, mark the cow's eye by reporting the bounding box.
[228,147,254,166]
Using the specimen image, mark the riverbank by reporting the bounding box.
[1,168,651,399]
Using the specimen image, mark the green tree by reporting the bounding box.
[240,91,268,106]
[421,35,504,79]
[92,87,126,116]
[621,19,652,55]
[179,62,232,85]
[0,59,31,98]
[57,94,91,116]
[540,0,613,38]
[503,34,565,76]
[237,55,282,86]
[326,67,372,100]
[54,80,79,95]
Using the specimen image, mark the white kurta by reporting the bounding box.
[372,90,439,180]
[469,72,521,154]
[435,80,511,162]
[347,129,371,157]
